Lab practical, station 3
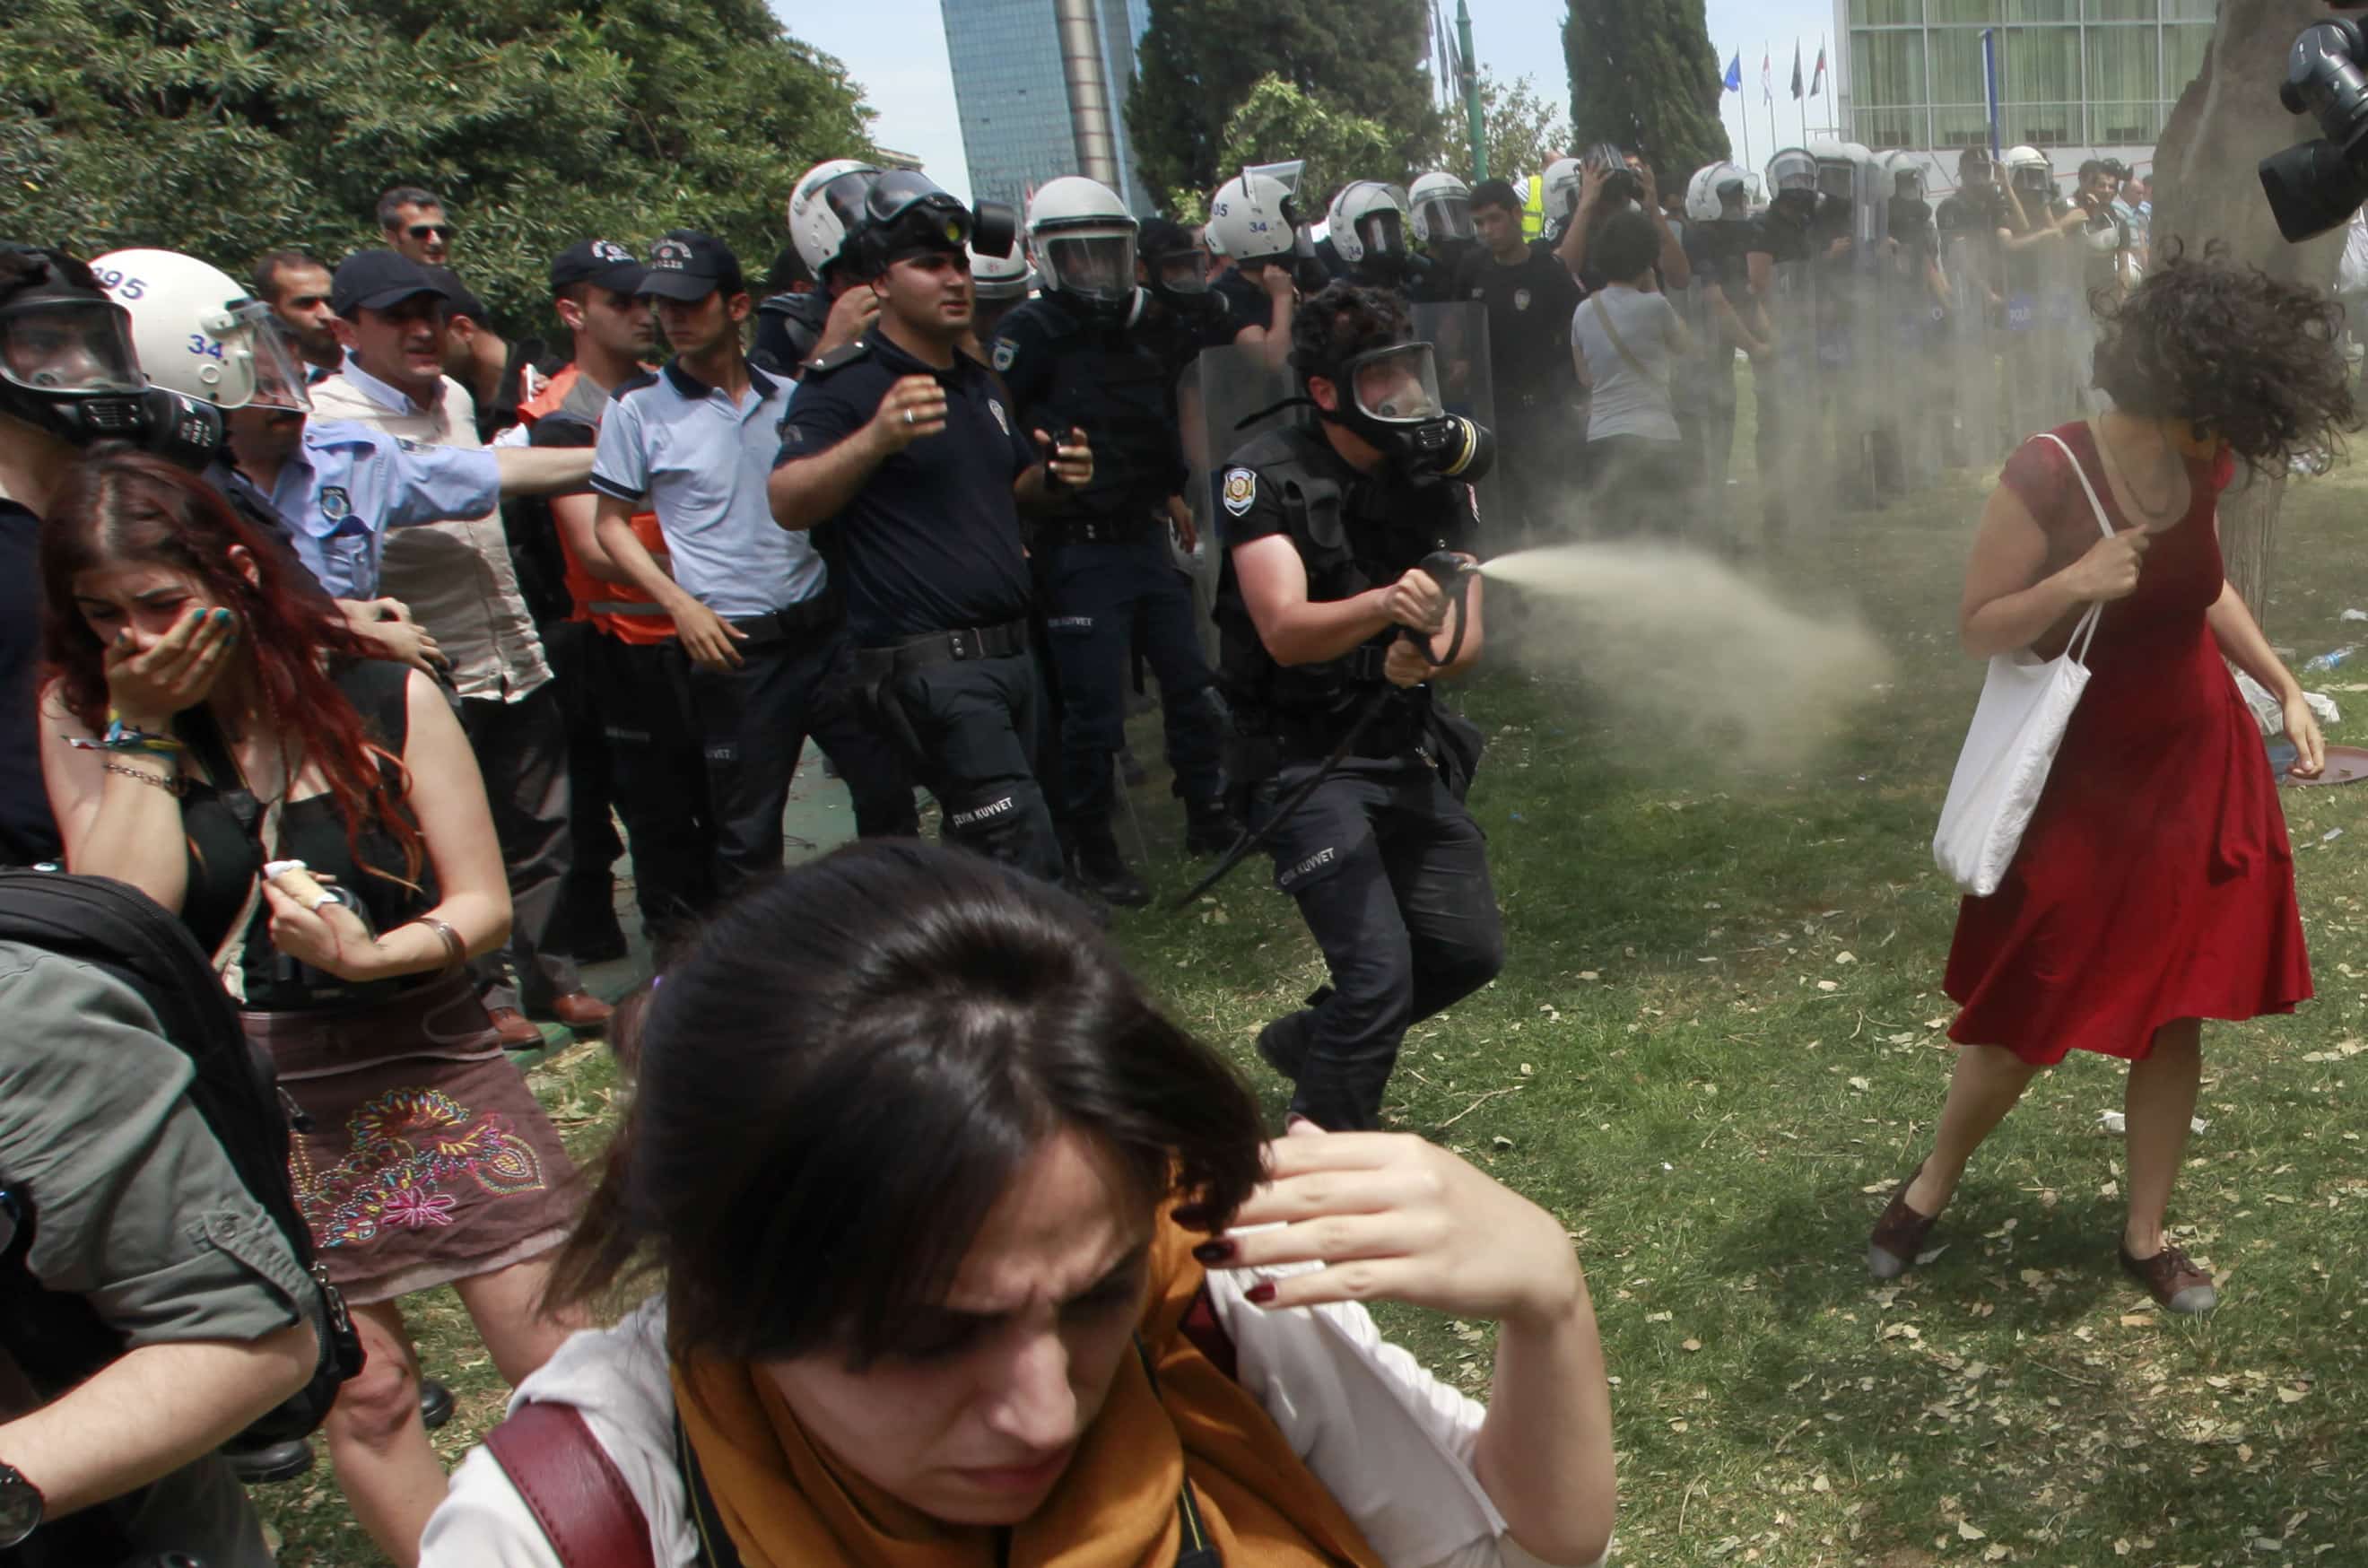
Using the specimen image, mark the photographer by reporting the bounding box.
[1,941,319,1567]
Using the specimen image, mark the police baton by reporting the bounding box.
[1171,552,1477,912]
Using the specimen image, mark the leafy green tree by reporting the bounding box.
[1562,0,1729,191]
[1214,77,1403,217]
[1445,73,1573,187]
[1129,0,1447,211]
[0,0,875,334]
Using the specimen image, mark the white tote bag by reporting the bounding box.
[1933,431,2120,897]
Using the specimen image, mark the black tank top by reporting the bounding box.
[176,659,439,1010]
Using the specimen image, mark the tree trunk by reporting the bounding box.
[2151,0,2346,633]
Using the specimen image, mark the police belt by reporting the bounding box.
[1034,510,1163,549]
[853,616,1032,680]
[727,588,843,648]
[1251,650,1427,762]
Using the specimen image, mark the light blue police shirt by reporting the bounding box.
[588,361,824,619]
[216,418,501,600]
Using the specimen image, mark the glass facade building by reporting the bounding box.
[943,0,1157,216]
[1840,0,2214,161]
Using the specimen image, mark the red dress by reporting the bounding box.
[1944,424,2312,1065]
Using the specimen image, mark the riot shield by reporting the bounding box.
[1177,344,1295,661]
[1998,246,2055,446]
[1875,235,1947,490]
[1942,232,2003,467]
[1763,257,1830,538]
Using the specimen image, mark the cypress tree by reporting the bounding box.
[1563,0,1731,190]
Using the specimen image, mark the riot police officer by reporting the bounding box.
[1213,280,1504,1131]
[1410,170,1480,282]
[991,177,1236,904]
[1327,180,1445,301]
[1681,161,1770,510]
[1747,149,1823,540]
[1205,170,1302,363]
[968,245,1032,345]
[753,159,884,378]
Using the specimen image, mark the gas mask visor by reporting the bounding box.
[238,307,314,414]
[1040,231,1138,306]
[1,298,143,400]
[1356,209,1409,260]
[1154,248,1212,296]
[1345,342,1444,426]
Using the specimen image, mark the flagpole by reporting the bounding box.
[1739,81,1752,172]
[1764,40,1777,154]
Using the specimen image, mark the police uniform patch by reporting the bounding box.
[1223,467,1257,517]
[991,339,1016,373]
[1513,288,1532,312]
[988,398,1010,436]
[320,485,352,521]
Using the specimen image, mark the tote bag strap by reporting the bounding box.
[2031,431,2118,666]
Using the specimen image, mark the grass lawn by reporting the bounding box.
[258,418,2368,1566]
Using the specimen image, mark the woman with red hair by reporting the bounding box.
[37,449,579,1568]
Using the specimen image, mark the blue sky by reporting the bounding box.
[786,0,1842,205]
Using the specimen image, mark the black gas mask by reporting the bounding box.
[847,171,1019,275]
[0,248,222,470]
[1311,339,1494,484]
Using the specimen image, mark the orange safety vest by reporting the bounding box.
[516,365,677,646]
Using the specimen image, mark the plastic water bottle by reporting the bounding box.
[2302,646,2358,675]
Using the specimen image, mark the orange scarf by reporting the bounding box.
[672,1219,1389,1568]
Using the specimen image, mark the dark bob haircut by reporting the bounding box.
[546,841,1267,1367]
[1291,280,1411,386]
[1589,208,1662,284]
[2091,241,2360,476]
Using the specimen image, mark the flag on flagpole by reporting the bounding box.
[1812,41,1828,98]
[1790,41,1804,100]
[1724,53,1742,93]
[1761,46,1773,104]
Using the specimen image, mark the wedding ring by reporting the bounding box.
[904,409,915,427]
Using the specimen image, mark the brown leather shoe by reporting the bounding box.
[1867,1165,1940,1280]
[2120,1241,2218,1315]
[544,990,614,1032]
[487,1006,544,1050]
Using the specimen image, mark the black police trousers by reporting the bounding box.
[591,632,716,945]
[1042,537,1224,826]
[686,627,918,897]
[541,618,626,958]
[1250,754,1504,1130]
[878,649,1066,884]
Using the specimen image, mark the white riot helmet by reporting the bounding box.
[1206,170,1302,264]
[969,245,1032,302]
[91,248,309,414]
[1540,158,1584,236]
[1025,175,1138,314]
[788,158,883,280]
[1878,149,1928,203]
[1408,171,1476,243]
[2005,144,2055,201]
[1766,147,1819,213]
[1685,161,1750,223]
[1810,139,1870,204]
[1326,180,1413,266]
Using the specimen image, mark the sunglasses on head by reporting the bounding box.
[407,223,456,241]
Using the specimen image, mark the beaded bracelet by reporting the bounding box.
[65,713,184,755]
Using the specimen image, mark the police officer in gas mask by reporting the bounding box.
[989,178,1237,905]
[1212,281,1503,1131]
[1746,151,1823,541]
[0,243,226,867]
[1327,180,1445,301]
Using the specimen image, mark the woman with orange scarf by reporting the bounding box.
[419,841,1615,1568]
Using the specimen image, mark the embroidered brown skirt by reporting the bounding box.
[243,973,580,1306]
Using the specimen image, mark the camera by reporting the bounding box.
[2259,17,2368,241]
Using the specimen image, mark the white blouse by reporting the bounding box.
[417,1266,1606,1568]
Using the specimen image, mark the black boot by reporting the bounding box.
[420,1376,456,1433]
[222,1435,314,1485]
[1255,987,1333,1081]
[1184,800,1243,857]
[1066,821,1149,908]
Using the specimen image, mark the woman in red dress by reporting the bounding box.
[1869,250,2357,1313]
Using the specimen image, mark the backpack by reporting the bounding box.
[0,869,363,1443]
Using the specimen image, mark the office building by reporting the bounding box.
[1835,0,2214,183]
[942,0,1156,216]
